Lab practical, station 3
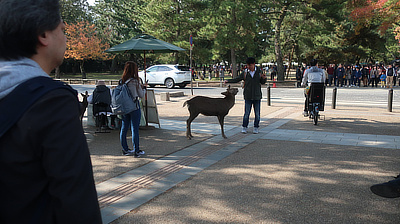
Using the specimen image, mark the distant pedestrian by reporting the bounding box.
[296,65,303,88]
[386,64,395,88]
[327,64,335,86]
[369,66,378,87]
[380,72,387,88]
[336,64,345,87]
[354,67,362,87]
[203,65,206,80]
[271,65,277,81]
[344,65,352,87]
[219,65,225,81]
[361,65,370,87]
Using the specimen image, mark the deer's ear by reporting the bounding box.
[221,91,228,96]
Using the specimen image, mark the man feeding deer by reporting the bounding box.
[225,57,267,134]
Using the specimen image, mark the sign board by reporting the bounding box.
[140,89,160,127]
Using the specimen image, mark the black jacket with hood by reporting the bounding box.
[0,58,102,223]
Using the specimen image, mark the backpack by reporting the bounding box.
[111,79,139,115]
[0,76,77,138]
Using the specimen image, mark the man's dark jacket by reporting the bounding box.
[0,83,102,223]
[226,66,266,100]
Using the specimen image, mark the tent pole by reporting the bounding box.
[144,51,149,127]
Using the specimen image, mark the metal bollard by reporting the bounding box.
[388,88,393,112]
[267,85,271,106]
[332,87,337,109]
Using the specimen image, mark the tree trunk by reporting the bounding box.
[174,0,180,64]
[111,57,117,74]
[231,48,237,78]
[55,66,61,79]
[286,43,296,79]
[80,60,86,79]
[274,4,289,82]
[230,7,238,78]
[72,61,77,75]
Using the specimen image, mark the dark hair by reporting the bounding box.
[0,0,61,60]
[310,59,318,66]
[122,61,140,83]
[246,57,256,65]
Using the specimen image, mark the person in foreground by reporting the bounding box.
[301,59,326,116]
[119,61,146,157]
[0,0,102,223]
[225,57,267,134]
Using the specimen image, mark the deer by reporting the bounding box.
[79,91,89,123]
[183,85,239,139]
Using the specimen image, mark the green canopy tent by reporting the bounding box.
[105,34,186,127]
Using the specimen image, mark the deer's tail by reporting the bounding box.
[183,101,188,108]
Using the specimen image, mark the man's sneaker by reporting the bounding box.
[253,127,259,134]
[137,150,145,155]
[122,150,134,156]
[241,127,247,134]
[370,176,400,198]
[134,153,141,158]
[302,111,308,117]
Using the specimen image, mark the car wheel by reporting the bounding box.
[165,78,175,89]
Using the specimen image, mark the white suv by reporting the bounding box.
[139,65,191,89]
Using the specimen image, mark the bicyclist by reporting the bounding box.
[301,59,326,116]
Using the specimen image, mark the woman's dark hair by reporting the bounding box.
[0,0,61,60]
[122,61,140,83]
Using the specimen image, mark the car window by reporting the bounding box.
[147,66,158,72]
[158,66,173,72]
[175,66,190,71]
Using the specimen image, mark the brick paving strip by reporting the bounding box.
[98,106,299,223]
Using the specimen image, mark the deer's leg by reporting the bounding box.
[218,115,227,139]
[186,112,199,139]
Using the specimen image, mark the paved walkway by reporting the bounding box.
[72,85,400,223]
[91,101,400,223]
[98,107,295,223]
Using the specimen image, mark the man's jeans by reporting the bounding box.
[120,109,141,152]
[243,100,261,128]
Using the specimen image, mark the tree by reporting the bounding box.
[198,0,259,78]
[139,0,196,64]
[349,0,400,60]
[92,0,143,72]
[349,0,400,33]
[258,0,312,81]
[60,0,91,23]
[64,21,112,78]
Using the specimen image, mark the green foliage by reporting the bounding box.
[92,0,143,46]
[60,0,91,23]
[60,0,400,74]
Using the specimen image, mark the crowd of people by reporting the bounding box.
[296,63,400,88]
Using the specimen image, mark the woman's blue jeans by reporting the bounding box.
[243,100,261,128]
[120,109,141,152]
